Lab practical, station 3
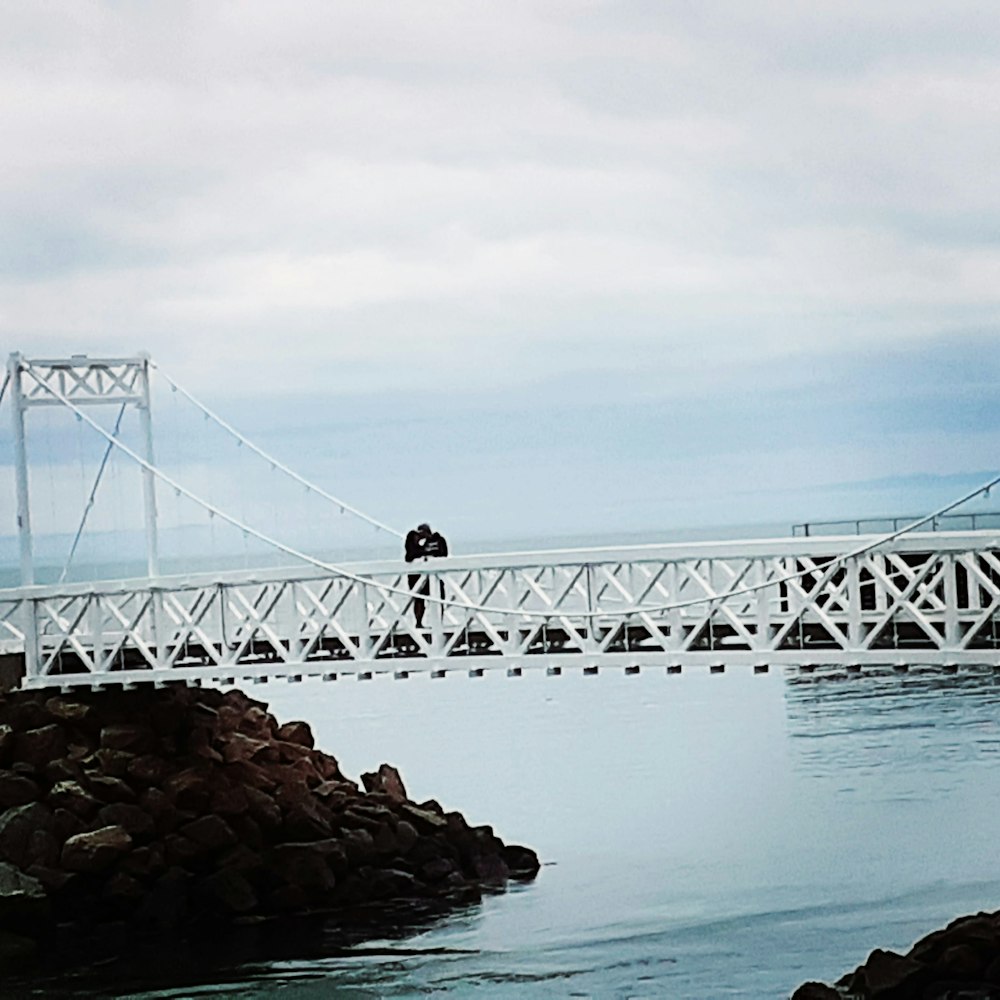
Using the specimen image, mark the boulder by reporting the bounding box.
[87,774,136,804]
[47,781,100,818]
[503,844,541,879]
[0,862,49,932]
[395,819,418,855]
[179,815,237,852]
[43,697,95,727]
[399,802,448,833]
[0,771,39,808]
[127,754,168,787]
[61,825,132,873]
[220,733,271,764]
[0,803,54,867]
[790,984,840,1000]
[93,748,134,778]
[99,724,155,754]
[269,843,337,896]
[361,764,407,801]
[276,721,313,748]
[845,948,930,998]
[96,803,156,840]
[195,868,257,915]
[14,725,66,770]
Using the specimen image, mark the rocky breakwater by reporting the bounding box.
[792,910,1000,999]
[0,685,539,973]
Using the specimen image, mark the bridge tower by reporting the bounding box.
[5,352,160,586]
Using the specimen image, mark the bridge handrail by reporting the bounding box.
[0,528,997,605]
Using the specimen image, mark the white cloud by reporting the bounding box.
[1,1,999,546]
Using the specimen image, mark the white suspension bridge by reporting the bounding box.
[2,352,1000,693]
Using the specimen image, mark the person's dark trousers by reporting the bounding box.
[408,573,429,628]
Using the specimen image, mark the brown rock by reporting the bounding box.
[361,764,407,802]
[48,780,99,818]
[24,829,59,868]
[275,739,311,762]
[216,844,263,874]
[14,725,66,770]
[164,769,211,811]
[342,828,376,865]
[399,803,448,833]
[283,800,334,841]
[934,942,984,980]
[0,803,53,867]
[179,815,237,852]
[196,868,257,915]
[503,844,540,879]
[312,753,345,783]
[846,948,929,998]
[163,833,204,868]
[395,820,418,855]
[220,733,271,764]
[52,808,84,842]
[100,724,154,754]
[344,805,391,833]
[276,721,313,748]
[23,864,74,894]
[96,803,156,840]
[127,755,167,787]
[121,844,167,879]
[228,814,264,851]
[224,760,277,792]
[87,774,136,804]
[209,780,249,817]
[373,823,398,855]
[270,843,337,896]
[61,825,132,873]
[44,697,95,727]
[0,726,13,765]
[139,788,181,836]
[244,786,282,830]
[0,771,39,808]
[473,852,508,885]
[94,748,134,778]
[421,857,456,882]
[0,862,49,933]
[790,985,840,1000]
[134,867,191,930]
[44,758,82,784]
[240,706,276,738]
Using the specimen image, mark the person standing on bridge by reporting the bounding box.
[405,523,448,628]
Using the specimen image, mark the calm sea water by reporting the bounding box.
[18,664,1000,999]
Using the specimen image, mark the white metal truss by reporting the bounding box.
[6,353,160,586]
[3,531,1000,690]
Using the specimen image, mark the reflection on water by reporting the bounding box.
[13,666,1000,998]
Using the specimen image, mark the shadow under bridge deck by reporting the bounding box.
[4,530,1000,691]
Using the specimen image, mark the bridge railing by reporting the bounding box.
[3,530,1000,687]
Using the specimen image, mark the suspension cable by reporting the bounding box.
[26,361,1000,619]
[148,362,403,539]
[0,370,9,411]
[58,403,128,584]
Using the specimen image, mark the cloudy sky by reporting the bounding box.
[2,2,1000,563]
